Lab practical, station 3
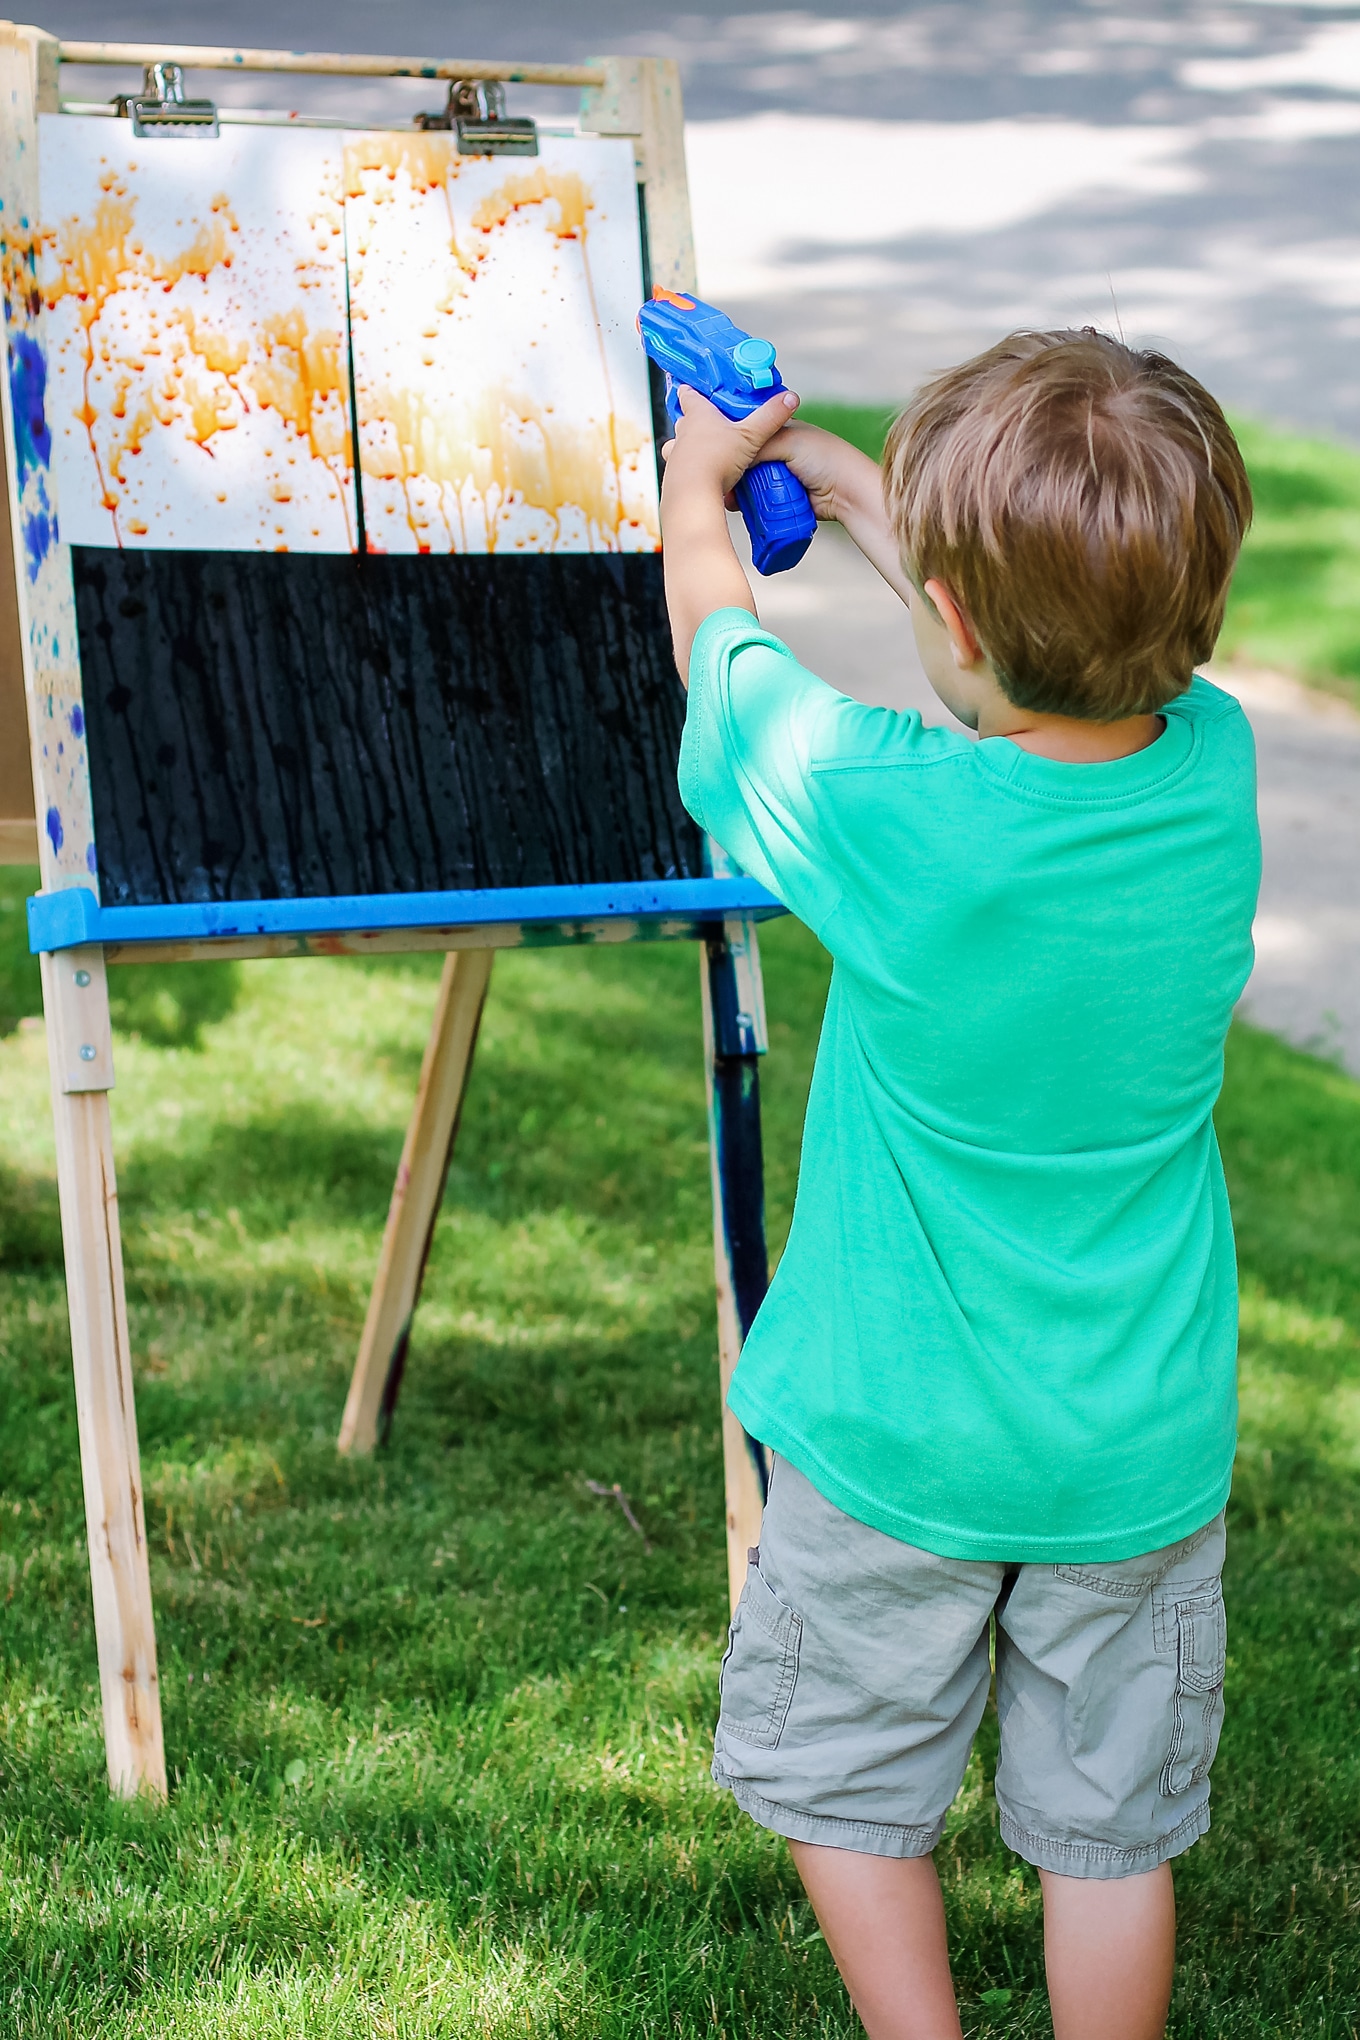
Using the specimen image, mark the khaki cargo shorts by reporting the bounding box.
[712,1457,1227,1879]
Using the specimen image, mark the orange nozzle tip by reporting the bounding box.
[652,287,695,309]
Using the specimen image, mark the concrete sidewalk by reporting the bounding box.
[749,523,1360,1076]
[1212,668,1360,1074]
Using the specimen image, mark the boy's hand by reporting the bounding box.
[660,385,798,685]
[755,418,884,526]
[662,385,800,496]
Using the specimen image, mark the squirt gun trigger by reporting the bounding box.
[636,291,818,577]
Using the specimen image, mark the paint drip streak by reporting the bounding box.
[340,201,367,559]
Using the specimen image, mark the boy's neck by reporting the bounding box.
[909,589,1171,762]
[980,702,1167,762]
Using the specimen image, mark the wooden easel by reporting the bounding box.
[0,436,34,861]
[1,27,772,1800]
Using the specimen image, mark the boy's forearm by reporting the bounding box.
[661,472,756,685]
[655,383,803,681]
[830,449,917,608]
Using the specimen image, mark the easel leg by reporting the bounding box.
[338,948,493,1456]
[41,947,166,1798]
[701,917,772,1611]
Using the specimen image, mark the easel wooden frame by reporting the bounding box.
[0,27,773,1800]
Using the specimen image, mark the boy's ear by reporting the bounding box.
[923,578,985,670]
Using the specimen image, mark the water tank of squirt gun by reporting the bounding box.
[637,290,818,576]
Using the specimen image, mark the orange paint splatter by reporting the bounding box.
[182,372,237,450]
[345,141,652,553]
[471,168,589,241]
[160,208,236,289]
[43,195,146,534]
[358,382,657,553]
[344,134,481,280]
[250,310,346,458]
[343,134,463,201]
[178,309,249,380]
[247,308,353,547]
[42,183,245,539]
[40,158,361,547]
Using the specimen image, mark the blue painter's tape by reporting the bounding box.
[27,879,785,955]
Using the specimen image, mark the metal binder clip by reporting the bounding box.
[414,79,538,156]
[113,62,219,139]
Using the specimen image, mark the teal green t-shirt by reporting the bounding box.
[681,609,1261,1563]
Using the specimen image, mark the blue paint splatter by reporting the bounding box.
[9,332,50,490]
[85,841,98,876]
[45,804,62,854]
[21,478,54,583]
[23,507,54,580]
[69,704,84,738]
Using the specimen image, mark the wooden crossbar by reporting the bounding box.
[55,42,606,87]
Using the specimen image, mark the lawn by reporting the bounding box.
[800,402,1360,714]
[1,910,1358,2036]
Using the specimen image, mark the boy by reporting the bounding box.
[661,330,1258,2040]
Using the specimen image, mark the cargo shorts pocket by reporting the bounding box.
[718,1564,803,1749]
[1155,1579,1226,1798]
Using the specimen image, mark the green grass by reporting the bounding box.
[1216,420,1360,709]
[0,869,240,1046]
[797,401,900,461]
[1,918,1358,2036]
[799,401,1360,712]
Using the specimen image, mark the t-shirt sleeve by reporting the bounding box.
[679,606,844,935]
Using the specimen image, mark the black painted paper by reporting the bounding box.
[73,548,704,906]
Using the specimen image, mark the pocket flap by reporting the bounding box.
[744,1564,800,1650]
[718,1565,803,1751]
[1173,1588,1226,1696]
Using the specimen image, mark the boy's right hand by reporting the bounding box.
[757,420,881,525]
[759,420,917,611]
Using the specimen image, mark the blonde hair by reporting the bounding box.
[882,329,1253,720]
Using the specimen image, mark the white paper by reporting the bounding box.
[344,132,660,556]
[38,118,355,552]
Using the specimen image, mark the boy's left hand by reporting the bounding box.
[662,385,801,497]
[658,385,797,682]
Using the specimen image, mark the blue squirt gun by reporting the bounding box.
[637,290,818,576]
